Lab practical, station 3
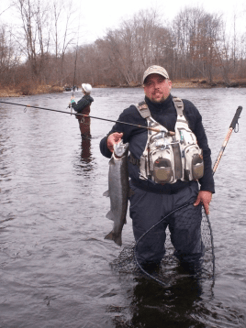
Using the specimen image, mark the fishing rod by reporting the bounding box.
[71,5,81,99]
[69,36,79,113]
[0,100,165,133]
[70,46,78,106]
[72,45,78,96]
[69,5,81,113]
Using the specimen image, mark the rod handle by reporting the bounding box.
[230,106,243,130]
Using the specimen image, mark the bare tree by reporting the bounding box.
[0,22,23,86]
[1,4,246,90]
[172,7,225,82]
[13,0,50,80]
[93,9,173,86]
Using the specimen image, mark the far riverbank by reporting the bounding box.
[0,79,246,98]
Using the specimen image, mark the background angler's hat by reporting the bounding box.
[81,83,92,94]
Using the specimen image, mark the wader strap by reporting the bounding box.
[172,97,188,125]
[137,98,185,120]
[136,101,151,118]
[172,98,184,179]
[172,97,184,116]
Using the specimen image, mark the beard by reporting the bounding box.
[148,93,166,103]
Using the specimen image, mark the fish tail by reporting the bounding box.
[104,231,122,246]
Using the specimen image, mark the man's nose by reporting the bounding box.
[154,82,160,89]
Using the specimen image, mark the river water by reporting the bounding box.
[0,87,246,328]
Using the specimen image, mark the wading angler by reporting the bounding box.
[100,65,215,272]
[70,83,94,139]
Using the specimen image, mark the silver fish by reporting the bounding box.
[103,140,129,246]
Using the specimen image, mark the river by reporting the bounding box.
[0,87,246,327]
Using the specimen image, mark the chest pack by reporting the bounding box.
[136,97,204,184]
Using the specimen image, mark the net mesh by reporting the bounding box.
[110,208,215,287]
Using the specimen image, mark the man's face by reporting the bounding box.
[143,74,172,103]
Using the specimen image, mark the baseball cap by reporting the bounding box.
[142,65,169,84]
[81,83,92,94]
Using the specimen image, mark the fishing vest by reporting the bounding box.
[135,97,204,184]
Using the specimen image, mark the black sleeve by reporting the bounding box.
[72,98,90,113]
[195,116,215,193]
[183,100,215,193]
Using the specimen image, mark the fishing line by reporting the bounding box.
[71,1,81,99]
[133,106,243,286]
[0,100,164,133]
[134,202,192,287]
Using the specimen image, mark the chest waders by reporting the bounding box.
[136,97,204,184]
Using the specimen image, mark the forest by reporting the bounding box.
[1,0,246,95]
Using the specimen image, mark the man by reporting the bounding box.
[71,83,94,139]
[100,65,215,271]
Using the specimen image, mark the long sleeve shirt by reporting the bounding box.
[72,94,94,113]
[100,94,215,194]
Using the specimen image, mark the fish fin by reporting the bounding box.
[106,211,115,221]
[103,190,109,197]
[104,231,113,240]
[104,231,122,246]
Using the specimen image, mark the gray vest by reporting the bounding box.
[135,97,204,184]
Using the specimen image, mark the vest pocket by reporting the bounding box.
[183,145,204,180]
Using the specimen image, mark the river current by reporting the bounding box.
[0,87,246,327]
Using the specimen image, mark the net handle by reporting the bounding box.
[213,106,243,174]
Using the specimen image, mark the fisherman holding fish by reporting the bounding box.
[70,83,94,139]
[100,65,215,272]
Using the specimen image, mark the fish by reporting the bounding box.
[103,140,130,246]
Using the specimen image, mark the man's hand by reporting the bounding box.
[107,132,123,152]
[69,98,75,108]
[194,190,212,215]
